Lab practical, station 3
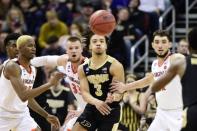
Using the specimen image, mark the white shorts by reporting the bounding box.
[63,116,78,131]
[148,108,182,131]
[0,114,38,131]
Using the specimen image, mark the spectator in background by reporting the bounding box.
[0,32,8,64]
[58,22,84,50]
[2,7,27,34]
[73,1,94,31]
[128,0,141,31]
[0,0,13,20]
[110,0,130,14]
[118,74,141,131]
[46,0,73,26]
[101,0,113,11]
[108,30,127,70]
[138,0,165,37]
[38,10,69,48]
[116,7,143,70]
[41,35,65,56]
[177,39,189,56]
[19,0,45,35]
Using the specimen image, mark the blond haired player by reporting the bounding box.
[0,35,63,131]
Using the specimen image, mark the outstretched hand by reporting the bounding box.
[49,71,65,85]
[46,114,60,129]
[110,80,126,94]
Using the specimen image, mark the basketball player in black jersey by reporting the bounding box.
[72,33,125,131]
[149,27,197,131]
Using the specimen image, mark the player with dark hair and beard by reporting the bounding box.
[110,30,184,131]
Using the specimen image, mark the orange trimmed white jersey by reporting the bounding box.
[151,55,183,110]
[58,61,87,110]
[0,59,36,118]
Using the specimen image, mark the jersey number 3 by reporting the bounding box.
[94,84,103,96]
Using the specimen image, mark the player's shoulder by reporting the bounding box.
[170,53,185,62]
[107,55,121,65]
[5,59,18,68]
[4,59,20,74]
[108,55,124,70]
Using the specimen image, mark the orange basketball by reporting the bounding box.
[89,10,116,36]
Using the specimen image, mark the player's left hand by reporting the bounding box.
[46,114,60,129]
[105,93,114,103]
[110,80,126,93]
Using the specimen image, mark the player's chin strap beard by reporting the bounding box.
[157,50,170,58]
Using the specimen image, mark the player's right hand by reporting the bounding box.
[46,114,61,129]
[48,71,65,85]
[94,99,111,115]
[110,80,126,94]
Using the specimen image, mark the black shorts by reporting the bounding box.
[181,104,197,131]
[76,104,121,131]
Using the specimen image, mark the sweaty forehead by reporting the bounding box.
[91,35,105,41]
[154,36,169,41]
[66,40,81,48]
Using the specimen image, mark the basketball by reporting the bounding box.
[89,10,116,36]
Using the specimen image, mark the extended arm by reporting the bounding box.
[28,98,60,128]
[5,61,63,102]
[151,54,186,92]
[110,73,154,93]
[30,54,69,67]
[28,98,49,118]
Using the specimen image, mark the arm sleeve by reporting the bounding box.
[30,55,60,67]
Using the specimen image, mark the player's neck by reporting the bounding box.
[92,53,107,63]
[90,53,108,68]
[71,56,84,73]
[157,52,171,65]
[18,55,31,69]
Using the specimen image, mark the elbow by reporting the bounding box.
[19,91,30,102]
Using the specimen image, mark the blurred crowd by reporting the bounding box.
[0,0,190,131]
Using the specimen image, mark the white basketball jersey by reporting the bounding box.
[151,55,183,110]
[58,61,87,110]
[0,59,36,118]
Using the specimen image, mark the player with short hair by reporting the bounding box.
[72,33,125,131]
[150,27,197,131]
[111,30,183,131]
[0,35,63,131]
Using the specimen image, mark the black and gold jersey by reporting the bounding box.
[83,55,118,107]
[181,54,197,108]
